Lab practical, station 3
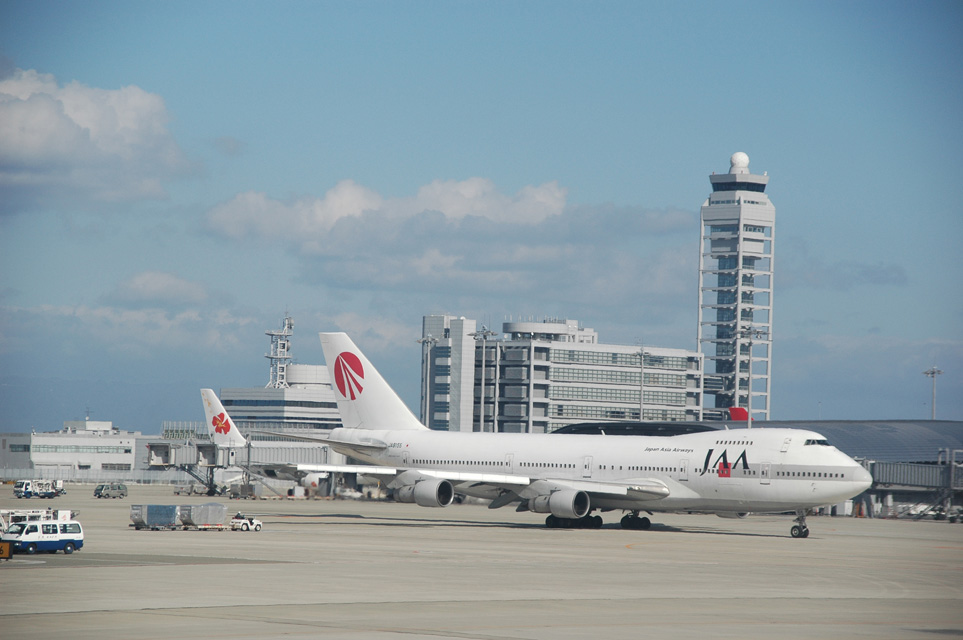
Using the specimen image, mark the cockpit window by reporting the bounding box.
[804,438,831,446]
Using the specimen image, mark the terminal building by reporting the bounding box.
[420,315,705,433]
[698,152,775,421]
[162,316,343,442]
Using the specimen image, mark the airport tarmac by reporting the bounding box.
[1,484,961,639]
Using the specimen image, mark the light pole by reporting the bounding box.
[739,325,768,428]
[416,334,438,425]
[923,367,943,420]
[637,344,648,422]
[469,326,496,432]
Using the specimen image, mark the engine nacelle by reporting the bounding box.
[300,473,328,489]
[527,490,591,519]
[715,512,750,519]
[395,479,454,508]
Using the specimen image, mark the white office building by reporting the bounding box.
[172,315,343,441]
[697,152,775,420]
[421,315,704,433]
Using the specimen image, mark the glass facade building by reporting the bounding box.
[422,316,703,433]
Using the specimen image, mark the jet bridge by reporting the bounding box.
[864,449,963,519]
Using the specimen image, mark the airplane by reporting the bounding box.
[283,331,873,538]
[199,388,394,494]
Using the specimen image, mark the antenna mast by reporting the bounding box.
[266,314,294,388]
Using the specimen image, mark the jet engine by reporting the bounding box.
[300,473,328,489]
[395,478,455,508]
[527,490,591,519]
[715,512,750,519]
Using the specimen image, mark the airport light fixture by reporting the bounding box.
[416,334,439,425]
[469,326,497,432]
[922,366,943,420]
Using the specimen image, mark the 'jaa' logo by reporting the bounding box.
[699,448,749,477]
[334,351,365,400]
[212,412,231,434]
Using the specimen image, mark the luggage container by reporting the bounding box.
[130,504,180,530]
[178,503,228,530]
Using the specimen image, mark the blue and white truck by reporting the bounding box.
[13,480,65,499]
[1,519,84,554]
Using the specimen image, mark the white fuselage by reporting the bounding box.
[329,427,873,514]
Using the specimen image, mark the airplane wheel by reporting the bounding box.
[802,527,810,538]
[592,515,603,529]
[791,525,803,538]
[639,517,651,530]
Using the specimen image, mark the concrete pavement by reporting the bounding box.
[1,484,961,639]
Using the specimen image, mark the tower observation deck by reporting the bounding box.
[697,152,775,420]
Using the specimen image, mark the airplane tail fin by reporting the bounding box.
[320,332,427,431]
[200,389,248,447]
[728,407,750,422]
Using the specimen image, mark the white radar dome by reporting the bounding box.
[729,152,750,174]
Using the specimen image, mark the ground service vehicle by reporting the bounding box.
[13,480,65,498]
[0,508,76,531]
[230,514,262,531]
[94,483,128,499]
[1,520,84,554]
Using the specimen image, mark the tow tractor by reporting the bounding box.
[230,514,262,531]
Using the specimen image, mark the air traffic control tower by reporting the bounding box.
[697,152,775,421]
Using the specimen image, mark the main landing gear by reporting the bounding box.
[620,512,651,530]
[545,514,603,529]
[791,509,810,538]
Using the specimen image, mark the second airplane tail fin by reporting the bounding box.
[201,388,248,447]
[320,332,428,431]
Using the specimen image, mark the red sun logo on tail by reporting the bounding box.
[334,352,365,400]
[212,412,231,434]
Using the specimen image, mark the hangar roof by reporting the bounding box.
[555,420,963,463]
[728,420,963,463]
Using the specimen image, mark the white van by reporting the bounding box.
[1,520,84,554]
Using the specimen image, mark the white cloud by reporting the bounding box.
[106,271,208,307]
[0,68,191,212]
[404,178,566,224]
[205,177,566,246]
[206,180,383,241]
[2,304,257,358]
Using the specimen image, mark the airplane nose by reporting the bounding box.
[854,464,873,491]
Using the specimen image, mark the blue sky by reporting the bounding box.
[1,1,961,432]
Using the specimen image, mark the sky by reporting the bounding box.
[1,1,961,433]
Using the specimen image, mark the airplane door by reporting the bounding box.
[403,451,410,466]
[582,456,593,479]
[761,462,771,485]
[679,459,689,481]
[505,453,514,474]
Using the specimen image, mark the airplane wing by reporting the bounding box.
[499,477,671,510]
[376,468,670,508]
[248,462,398,483]
[257,431,389,459]
[253,430,670,507]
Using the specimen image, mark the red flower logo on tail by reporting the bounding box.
[334,352,365,400]
[212,412,231,434]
